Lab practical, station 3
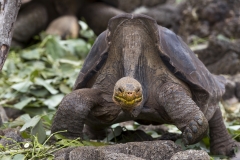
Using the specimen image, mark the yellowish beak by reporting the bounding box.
[113,91,142,111]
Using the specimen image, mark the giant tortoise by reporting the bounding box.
[51,13,236,156]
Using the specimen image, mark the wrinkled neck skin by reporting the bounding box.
[122,32,142,78]
[109,20,149,117]
[122,33,146,117]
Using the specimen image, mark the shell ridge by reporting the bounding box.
[156,25,225,114]
[73,31,109,90]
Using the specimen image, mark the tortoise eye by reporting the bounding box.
[136,88,140,92]
[118,88,123,92]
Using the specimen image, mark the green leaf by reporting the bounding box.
[21,48,43,60]
[20,115,41,132]
[59,59,82,66]
[8,76,23,83]
[0,143,4,149]
[14,97,36,110]
[60,39,89,58]
[44,94,64,109]
[59,83,71,94]
[175,139,186,150]
[19,114,32,122]
[2,91,18,99]
[82,141,107,147]
[20,115,46,143]
[79,21,95,39]
[11,81,33,93]
[20,131,31,139]
[228,125,240,130]
[42,35,66,59]
[104,126,123,142]
[30,61,45,70]
[29,89,49,98]
[146,130,161,138]
[66,72,79,87]
[41,113,54,127]
[58,63,75,77]
[34,78,58,94]
[41,70,57,79]
[30,70,40,81]
[79,21,88,30]
[31,118,46,144]
[0,156,12,160]
[54,133,67,140]
[217,34,231,42]
[12,154,25,160]
[2,54,17,74]
[23,107,50,117]
[202,136,210,148]
[4,114,31,128]
[56,138,84,147]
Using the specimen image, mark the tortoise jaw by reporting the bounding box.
[113,94,142,111]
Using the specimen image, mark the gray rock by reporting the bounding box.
[55,140,182,160]
[236,81,240,100]
[104,152,144,160]
[0,128,23,148]
[223,74,240,101]
[234,75,240,101]
[170,150,210,160]
[223,79,236,100]
[69,146,99,160]
[0,106,8,126]
[54,147,76,160]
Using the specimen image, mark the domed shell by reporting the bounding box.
[73,13,225,119]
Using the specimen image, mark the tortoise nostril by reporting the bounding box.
[127,92,133,95]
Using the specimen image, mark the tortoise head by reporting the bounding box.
[113,77,143,112]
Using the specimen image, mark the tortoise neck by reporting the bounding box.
[122,33,143,78]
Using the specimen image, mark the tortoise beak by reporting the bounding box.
[113,91,142,111]
[112,77,143,112]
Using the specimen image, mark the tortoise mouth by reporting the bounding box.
[113,93,142,111]
[114,95,142,105]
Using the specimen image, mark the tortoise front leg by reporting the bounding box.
[158,83,208,145]
[51,88,103,139]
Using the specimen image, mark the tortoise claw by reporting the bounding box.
[189,121,198,133]
[182,113,208,145]
[193,114,204,126]
[211,140,237,157]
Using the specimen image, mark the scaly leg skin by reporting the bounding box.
[158,83,208,145]
[209,107,237,157]
[51,88,102,139]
